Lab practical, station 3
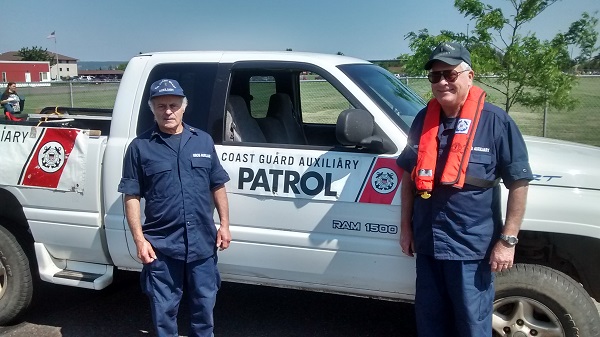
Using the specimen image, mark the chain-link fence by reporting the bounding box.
[6,75,600,147]
[401,75,600,147]
[12,81,120,114]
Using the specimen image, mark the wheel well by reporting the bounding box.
[516,230,600,301]
[0,189,36,271]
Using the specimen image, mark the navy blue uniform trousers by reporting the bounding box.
[141,250,220,337]
[415,255,494,337]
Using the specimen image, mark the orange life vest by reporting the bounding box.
[412,86,486,196]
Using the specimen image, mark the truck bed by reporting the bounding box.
[2,106,113,136]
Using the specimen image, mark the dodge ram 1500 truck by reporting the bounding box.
[1,51,599,336]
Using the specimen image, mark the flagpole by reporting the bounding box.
[54,33,59,81]
[54,35,59,81]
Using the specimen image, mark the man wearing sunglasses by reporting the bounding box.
[396,42,533,336]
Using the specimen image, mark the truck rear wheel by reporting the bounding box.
[0,224,33,325]
[493,263,600,337]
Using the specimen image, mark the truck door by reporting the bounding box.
[216,62,415,298]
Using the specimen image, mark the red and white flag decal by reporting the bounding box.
[19,128,79,189]
[357,157,403,205]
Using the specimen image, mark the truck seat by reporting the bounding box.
[266,93,306,144]
[225,95,266,143]
[256,117,288,143]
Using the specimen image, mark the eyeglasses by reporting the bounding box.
[427,70,469,84]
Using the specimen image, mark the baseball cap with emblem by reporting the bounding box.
[149,79,186,99]
[424,42,472,70]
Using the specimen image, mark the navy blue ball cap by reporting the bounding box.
[149,79,185,99]
[424,42,472,70]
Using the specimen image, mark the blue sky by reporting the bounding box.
[2,0,598,61]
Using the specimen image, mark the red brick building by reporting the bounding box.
[0,51,78,81]
[0,61,51,82]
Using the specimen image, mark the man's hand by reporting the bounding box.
[135,238,157,264]
[216,225,231,251]
[400,227,415,257]
[489,240,515,272]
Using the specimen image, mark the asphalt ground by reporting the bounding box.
[1,270,598,337]
[0,270,416,337]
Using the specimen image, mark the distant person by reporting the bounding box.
[118,79,231,337]
[396,42,533,336]
[1,82,25,116]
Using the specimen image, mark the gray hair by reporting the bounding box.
[460,61,472,71]
[148,96,188,113]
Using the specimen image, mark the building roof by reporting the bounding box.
[0,51,78,62]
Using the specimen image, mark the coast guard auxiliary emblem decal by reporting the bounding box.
[38,141,65,173]
[18,127,83,190]
[371,167,397,194]
[357,157,402,205]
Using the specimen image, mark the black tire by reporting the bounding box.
[494,263,600,337]
[0,224,33,325]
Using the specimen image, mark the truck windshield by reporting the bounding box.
[339,64,425,133]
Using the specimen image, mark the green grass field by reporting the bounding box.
[15,77,600,146]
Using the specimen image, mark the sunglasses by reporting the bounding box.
[427,69,469,83]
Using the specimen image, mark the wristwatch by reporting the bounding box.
[500,233,519,246]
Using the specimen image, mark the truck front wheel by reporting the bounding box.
[493,263,600,337]
[0,224,33,325]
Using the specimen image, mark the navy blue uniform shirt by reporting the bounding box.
[397,101,533,260]
[118,124,230,262]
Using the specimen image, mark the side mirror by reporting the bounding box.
[336,109,394,153]
[336,108,374,144]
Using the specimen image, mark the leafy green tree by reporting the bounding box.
[17,46,54,64]
[116,63,128,71]
[403,0,598,114]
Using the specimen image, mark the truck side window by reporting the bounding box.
[137,63,218,136]
[300,72,354,125]
[226,67,358,148]
[299,72,355,147]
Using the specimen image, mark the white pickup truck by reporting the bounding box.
[1,51,599,336]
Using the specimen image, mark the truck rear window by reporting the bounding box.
[137,63,219,135]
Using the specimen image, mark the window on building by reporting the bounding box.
[60,68,63,71]
[1,72,6,82]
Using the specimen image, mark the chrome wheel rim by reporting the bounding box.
[493,296,564,337]
[0,260,7,300]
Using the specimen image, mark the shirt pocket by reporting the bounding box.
[191,157,212,192]
[143,162,173,199]
[467,152,493,179]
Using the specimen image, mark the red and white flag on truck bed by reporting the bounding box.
[0,125,88,192]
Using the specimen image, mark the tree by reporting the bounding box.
[403,0,598,114]
[17,46,54,64]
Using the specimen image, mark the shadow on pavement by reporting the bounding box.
[2,270,416,337]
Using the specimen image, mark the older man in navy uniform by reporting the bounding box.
[119,79,231,337]
[396,43,533,336]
